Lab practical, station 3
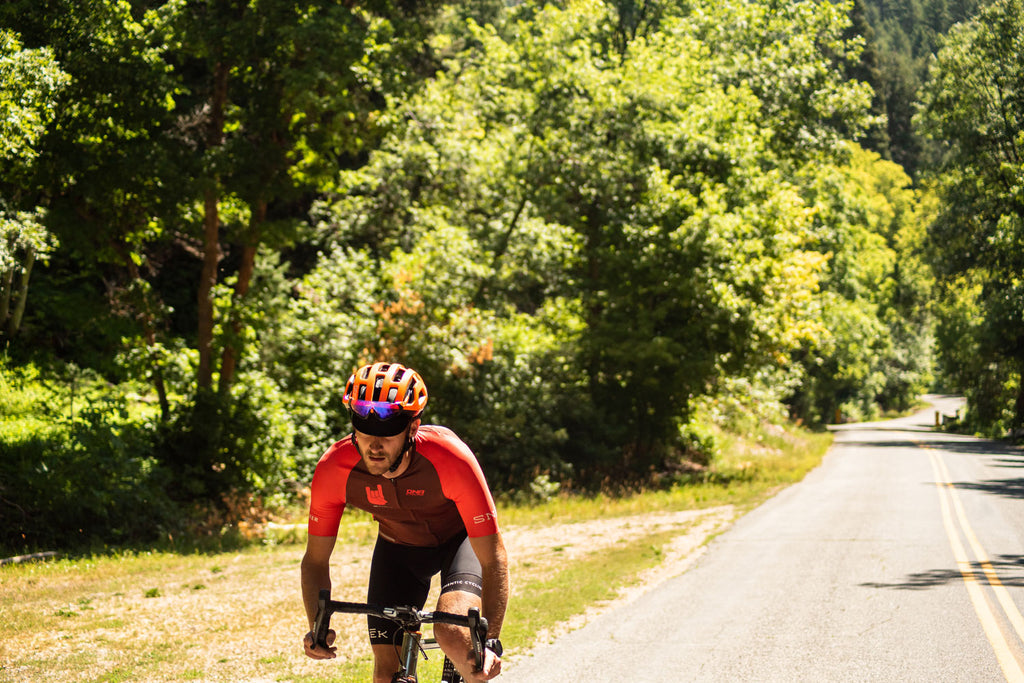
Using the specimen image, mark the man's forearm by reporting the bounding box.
[481,558,509,638]
[301,558,332,630]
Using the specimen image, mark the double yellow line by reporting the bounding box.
[928,449,1024,681]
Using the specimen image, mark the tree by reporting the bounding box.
[859,0,981,175]
[918,0,1024,433]
[2,1,456,499]
[0,1,193,418]
[310,0,877,483]
[146,1,449,398]
[676,0,875,163]
[0,29,66,341]
[786,144,933,423]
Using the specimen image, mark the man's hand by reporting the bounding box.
[476,647,502,680]
[303,629,337,659]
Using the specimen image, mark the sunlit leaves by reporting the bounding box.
[675,0,875,160]
[0,30,66,339]
[0,30,67,164]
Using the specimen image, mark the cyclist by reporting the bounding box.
[301,362,509,682]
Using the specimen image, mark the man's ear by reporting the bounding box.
[409,418,421,438]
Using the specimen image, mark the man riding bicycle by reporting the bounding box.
[301,362,509,682]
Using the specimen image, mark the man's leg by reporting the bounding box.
[371,643,402,683]
[366,536,433,683]
[433,533,488,681]
[434,588,484,682]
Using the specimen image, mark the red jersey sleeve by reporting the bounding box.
[307,439,358,537]
[418,427,499,537]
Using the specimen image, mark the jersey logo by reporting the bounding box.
[406,489,426,496]
[366,484,388,506]
[473,511,496,525]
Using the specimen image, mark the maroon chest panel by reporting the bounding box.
[345,452,464,545]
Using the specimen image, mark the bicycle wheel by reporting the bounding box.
[440,656,462,683]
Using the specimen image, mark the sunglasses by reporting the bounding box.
[348,399,406,420]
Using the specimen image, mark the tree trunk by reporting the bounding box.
[1015,357,1024,436]
[196,60,229,390]
[197,190,221,390]
[6,246,35,337]
[218,199,264,394]
[127,260,171,421]
[216,244,256,394]
[218,242,260,395]
[0,267,13,330]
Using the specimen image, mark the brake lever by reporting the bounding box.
[467,607,488,671]
[312,588,331,650]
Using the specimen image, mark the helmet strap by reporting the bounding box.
[387,450,405,474]
[388,427,417,474]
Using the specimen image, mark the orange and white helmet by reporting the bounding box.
[343,362,428,435]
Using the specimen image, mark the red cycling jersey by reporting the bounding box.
[307,425,499,546]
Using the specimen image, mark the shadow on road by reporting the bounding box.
[862,555,1024,590]
[834,436,1022,458]
[953,477,1024,500]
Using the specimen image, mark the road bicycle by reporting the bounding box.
[313,588,488,683]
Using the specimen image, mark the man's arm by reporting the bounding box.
[469,532,509,639]
[301,533,337,630]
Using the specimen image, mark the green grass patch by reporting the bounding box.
[93,668,135,683]
[503,529,682,650]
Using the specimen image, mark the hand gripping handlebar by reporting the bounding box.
[314,589,489,671]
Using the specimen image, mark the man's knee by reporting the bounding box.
[433,589,481,647]
[437,589,480,618]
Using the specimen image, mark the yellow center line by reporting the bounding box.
[928,449,1024,682]
[932,454,1024,642]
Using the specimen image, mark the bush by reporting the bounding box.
[0,386,177,554]
[152,373,298,504]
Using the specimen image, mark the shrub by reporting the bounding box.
[0,396,176,554]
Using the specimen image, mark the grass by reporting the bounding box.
[0,422,831,682]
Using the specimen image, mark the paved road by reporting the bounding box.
[503,396,1024,682]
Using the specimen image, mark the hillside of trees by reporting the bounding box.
[2,0,1022,554]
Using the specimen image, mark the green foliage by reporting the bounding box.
[785,145,933,423]
[151,377,297,502]
[0,29,66,340]
[918,0,1024,433]
[0,29,67,164]
[677,0,876,162]
[859,0,981,174]
[320,0,869,482]
[0,360,176,554]
[0,0,955,549]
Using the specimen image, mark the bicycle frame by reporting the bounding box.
[313,588,488,683]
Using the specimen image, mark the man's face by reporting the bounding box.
[353,422,417,476]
